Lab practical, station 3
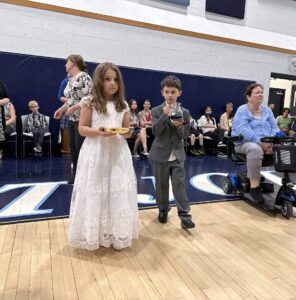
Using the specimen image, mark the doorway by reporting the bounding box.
[268,88,285,117]
[269,72,296,118]
[290,84,296,117]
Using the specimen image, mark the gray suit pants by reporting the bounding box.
[152,159,191,221]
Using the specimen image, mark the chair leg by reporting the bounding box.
[22,138,25,158]
[15,139,17,158]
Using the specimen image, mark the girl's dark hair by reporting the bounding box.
[129,99,138,115]
[226,102,234,119]
[244,83,264,103]
[143,99,151,105]
[204,105,215,123]
[90,62,126,114]
[67,54,87,72]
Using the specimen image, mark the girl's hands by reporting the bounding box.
[123,127,133,139]
[98,127,117,137]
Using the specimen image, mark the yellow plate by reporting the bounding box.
[105,127,130,134]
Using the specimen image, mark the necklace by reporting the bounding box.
[248,104,262,119]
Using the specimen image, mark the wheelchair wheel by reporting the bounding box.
[281,200,293,219]
[222,177,233,194]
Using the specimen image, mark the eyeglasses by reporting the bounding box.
[30,105,39,108]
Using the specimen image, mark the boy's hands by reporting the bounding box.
[171,119,183,127]
[163,103,184,127]
[163,103,171,115]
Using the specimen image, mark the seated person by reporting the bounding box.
[129,99,148,157]
[198,106,226,156]
[276,108,295,137]
[25,100,48,153]
[188,115,205,155]
[0,102,16,159]
[0,81,10,159]
[268,103,276,117]
[138,99,154,150]
[220,102,234,137]
[232,83,278,203]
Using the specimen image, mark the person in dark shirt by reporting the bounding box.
[0,81,10,159]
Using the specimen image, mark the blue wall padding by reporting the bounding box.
[0,51,252,153]
[206,0,246,19]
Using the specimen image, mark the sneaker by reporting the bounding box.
[217,142,226,147]
[217,152,228,159]
[189,148,202,156]
[141,151,149,156]
[197,147,206,155]
[132,153,140,158]
[249,187,264,203]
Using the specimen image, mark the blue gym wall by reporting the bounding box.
[0,51,252,154]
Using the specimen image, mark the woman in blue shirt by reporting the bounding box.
[232,83,278,203]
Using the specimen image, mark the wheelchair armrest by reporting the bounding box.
[227,136,243,143]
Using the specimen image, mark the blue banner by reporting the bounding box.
[206,0,246,19]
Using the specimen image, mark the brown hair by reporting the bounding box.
[143,98,151,105]
[129,99,138,114]
[67,54,87,72]
[282,107,291,114]
[161,75,181,91]
[90,62,126,114]
[244,83,264,103]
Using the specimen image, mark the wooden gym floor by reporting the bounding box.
[1,200,296,300]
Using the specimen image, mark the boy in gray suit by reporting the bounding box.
[149,76,195,229]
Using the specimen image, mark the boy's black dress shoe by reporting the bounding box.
[158,207,171,223]
[181,219,195,229]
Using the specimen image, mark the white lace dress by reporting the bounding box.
[68,101,138,250]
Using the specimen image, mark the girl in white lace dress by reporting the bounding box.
[68,62,138,250]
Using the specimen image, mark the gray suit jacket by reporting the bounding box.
[149,102,190,163]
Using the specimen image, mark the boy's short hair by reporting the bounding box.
[161,75,181,91]
[28,100,39,108]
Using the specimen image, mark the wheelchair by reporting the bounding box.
[222,134,296,219]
